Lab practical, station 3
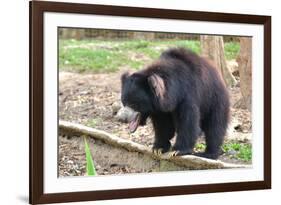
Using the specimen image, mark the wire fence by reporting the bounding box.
[59,28,238,42]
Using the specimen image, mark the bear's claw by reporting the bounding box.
[152,148,163,156]
[168,151,179,157]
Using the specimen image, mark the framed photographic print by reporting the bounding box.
[29,0,271,204]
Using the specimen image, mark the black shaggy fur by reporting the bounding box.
[121,48,230,159]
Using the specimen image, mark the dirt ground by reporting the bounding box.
[59,135,192,177]
[58,70,252,176]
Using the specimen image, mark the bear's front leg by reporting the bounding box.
[171,103,201,156]
[151,113,175,156]
[152,140,171,156]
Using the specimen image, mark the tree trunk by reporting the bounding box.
[200,35,236,87]
[236,37,252,110]
[59,120,248,169]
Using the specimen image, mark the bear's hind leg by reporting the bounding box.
[198,110,228,159]
[151,113,175,155]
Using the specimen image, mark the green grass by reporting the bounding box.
[224,42,240,60]
[85,118,102,127]
[59,47,123,72]
[222,142,252,162]
[59,39,239,73]
[194,143,207,152]
[195,141,252,162]
[83,136,97,176]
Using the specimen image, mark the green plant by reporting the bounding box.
[83,136,97,176]
[194,141,252,162]
[86,118,101,127]
[222,142,252,162]
[194,143,206,152]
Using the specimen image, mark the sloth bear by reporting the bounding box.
[121,48,230,159]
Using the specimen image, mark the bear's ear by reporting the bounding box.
[121,71,130,83]
[148,74,166,101]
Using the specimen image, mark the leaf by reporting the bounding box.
[83,136,97,176]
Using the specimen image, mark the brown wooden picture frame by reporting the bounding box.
[29,1,271,204]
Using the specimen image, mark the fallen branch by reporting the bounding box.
[59,120,250,170]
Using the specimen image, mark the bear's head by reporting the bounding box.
[120,71,166,133]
